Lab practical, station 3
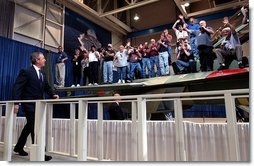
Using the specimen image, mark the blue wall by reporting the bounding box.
[0,36,58,101]
[0,36,60,116]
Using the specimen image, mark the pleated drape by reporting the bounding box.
[1,117,249,161]
[0,0,14,38]
[0,36,63,102]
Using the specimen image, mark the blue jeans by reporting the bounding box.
[126,62,130,79]
[190,37,199,59]
[150,56,161,77]
[103,61,113,83]
[117,66,127,80]
[142,58,151,78]
[168,46,172,65]
[159,51,169,75]
[129,62,142,79]
[175,59,190,71]
[113,70,118,83]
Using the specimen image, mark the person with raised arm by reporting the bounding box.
[214,17,244,70]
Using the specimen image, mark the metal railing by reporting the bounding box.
[0,89,249,161]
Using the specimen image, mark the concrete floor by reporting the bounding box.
[0,144,79,162]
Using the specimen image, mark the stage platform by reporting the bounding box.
[54,67,249,97]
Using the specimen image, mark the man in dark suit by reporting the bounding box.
[108,93,125,120]
[13,52,59,161]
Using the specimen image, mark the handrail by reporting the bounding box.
[3,88,249,104]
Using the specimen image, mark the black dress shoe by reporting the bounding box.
[238,62,244,68]
[217,65,226,71]
[179,70,187,74]
[14,148,28,156]
[45,155,52,161]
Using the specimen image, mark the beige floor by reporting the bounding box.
[0,144,79,162]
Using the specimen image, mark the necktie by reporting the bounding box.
[39,70,43,82]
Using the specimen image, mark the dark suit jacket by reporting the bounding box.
[108,102,125,120]
[13,66,55,112]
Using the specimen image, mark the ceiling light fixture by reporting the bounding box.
[134,13,140,21]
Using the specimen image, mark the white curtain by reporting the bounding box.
[0,117,249,161]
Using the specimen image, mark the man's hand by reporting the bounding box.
[14,105,19,114]
[53,95,59,99]
[223,17,229,25]
[179,14,184,20]
[62,57,68,63]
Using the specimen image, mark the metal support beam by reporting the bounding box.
[70,103,76,156]
[12,113,17,149]
[15,2,44,16]
[46,104,53,152]
[131,101,138,161]
[125,0,131,5]
[224,93,240,161]
[77,100,88,161]
[174,99,186,161]
[14,17,43,32]
[42,0,46,48]
[3,103,14,161]
[71,0,99,16]
[100,0,160,17]
[183,0,201,3]
[174,0,188,18]
[45,26,60,46]
[106,15,132,32]
[137,97,148,161]
[47,7,62,25]
[97,0,102,14]
[97,102,104,160]
[61,6,65,48]
[68,0,127,35]
[102,0,110,12]
[31,101,47,161]
[113,0,118,18]
[187,0,248,17]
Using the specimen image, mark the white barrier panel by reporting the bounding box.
[0,89,249,161]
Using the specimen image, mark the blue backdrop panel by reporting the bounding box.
[64,8,111,87]
[0,36,59,116]
[0,36,58,101]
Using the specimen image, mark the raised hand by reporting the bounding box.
[179,14,184,20]
[223,17,229,25]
